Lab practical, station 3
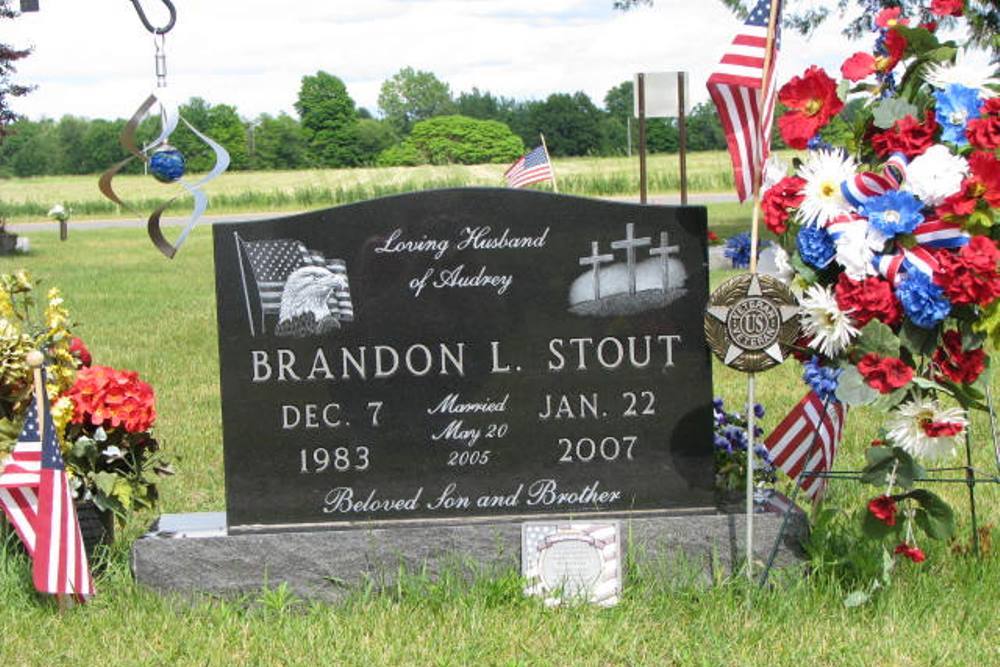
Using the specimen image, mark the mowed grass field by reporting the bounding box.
[0,207,998,665]
[0,151,764,221]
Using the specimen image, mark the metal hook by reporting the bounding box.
[128,0,176,35]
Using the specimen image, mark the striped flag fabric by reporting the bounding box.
[706,0,783,202]
[504,146,554,189]
[763,391,845,500]
[0,381,95,600]
[237,235,354,335]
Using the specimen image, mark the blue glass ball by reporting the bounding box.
[149,145,186,183]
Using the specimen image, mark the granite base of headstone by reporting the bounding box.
[132,503,807,602]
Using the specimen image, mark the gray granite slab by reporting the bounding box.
[132,504,807,602]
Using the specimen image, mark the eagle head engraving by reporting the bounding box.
[275,266,349,338]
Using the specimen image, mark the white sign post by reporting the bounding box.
[633,71,690,205]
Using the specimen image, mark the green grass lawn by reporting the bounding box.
[0,221,998,666]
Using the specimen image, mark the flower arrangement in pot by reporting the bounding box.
[761,2,999,561]
[0,272,171,551]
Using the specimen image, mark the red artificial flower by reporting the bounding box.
[708,230,721,245]
[841,29,907,81]
[920,21,939,32]
[933,236,1000,307]
[967,98,1000,150]
[64,365,157,434]
[777,66,844,149]
[969,151,1000,207]
[834,273,901,328]
[761,176,806,235]
[841,52,876,82]
[868,495,898,526]
[933,330,986,385]
[936,179,981,221]
[931,0,964,17]
[870,111,939,159]
[894,543,926,563]
[875,7,908,28]
[922,420,965,437]
[857,353,913,394]
[69,337,92,368]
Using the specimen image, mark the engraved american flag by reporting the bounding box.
[237,235,354,334]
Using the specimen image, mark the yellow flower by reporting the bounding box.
[50,395,74,448]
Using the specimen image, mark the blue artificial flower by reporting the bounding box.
[714,434,732,453]
[934,84,982,146]
[796,224,836,269]
[803,356,842,403]
[723,425,748,451]
[753,403,765,419]
[862,190,925,238]
[807,135,832,151]
[896,271,951,329]
[724,232,752,269]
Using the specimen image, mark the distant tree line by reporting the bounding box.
[0,67,732,177]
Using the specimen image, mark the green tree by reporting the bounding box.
[527,92,604,157]
[164,98,249,172]
[0,0,31,141]
[0,118,58,176]
[354,118,398,165]
[295,71,363,167]
[685,102,727,152]
[251,113,308,170]
[397,115,524,165]
[378,67,455,133]
[55,115,90,174]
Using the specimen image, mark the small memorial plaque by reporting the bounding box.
[522,522,622,606]
[212,188,714,532]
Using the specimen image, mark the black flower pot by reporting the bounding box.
[75,500,114,561]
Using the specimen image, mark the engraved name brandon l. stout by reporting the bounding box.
[214,190,714,530]
[247,334,683,516]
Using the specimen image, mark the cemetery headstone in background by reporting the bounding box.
[132,189,806,600]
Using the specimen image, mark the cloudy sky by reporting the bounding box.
[7,0,857,121]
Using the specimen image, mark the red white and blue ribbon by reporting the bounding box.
[839,152,908,209]
[872,218,969,284]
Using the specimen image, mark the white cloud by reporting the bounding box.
[7,0,863,121]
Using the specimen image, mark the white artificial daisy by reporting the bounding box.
[905,144,969,206]
[757,244,795,286]
[886,397,968,461]
[762,154,790,191]
[797,150,857,226]
[799,283,859,357]
[924,49,999,97]
[832,219,886,281]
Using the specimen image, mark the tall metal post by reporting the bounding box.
[638,73,647,205]
[677,71,688,206]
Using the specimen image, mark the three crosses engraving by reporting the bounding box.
[579,223,680,300]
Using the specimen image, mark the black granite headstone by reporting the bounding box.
[213,188,714,532]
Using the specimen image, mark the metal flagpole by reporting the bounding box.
[539,133,558,193]
[742,0,781,583]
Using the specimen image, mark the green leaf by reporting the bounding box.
[911,376,947,393]
[836,366,879,406]
[872,98,919,130]
[855,319,901,358]
[870,388,906,412]
[862,507,896,540]
[907,489,956,540]
[896,26,940,56]
[790,252,819,285]
[861,447,924,490]
[923,46,958,64]
[93,471,117,497]
[900,321,941,357]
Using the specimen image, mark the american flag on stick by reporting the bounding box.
[764,391,845,500]
[706,0,783,202]
[0,372,95,601]
[505,145,555,189]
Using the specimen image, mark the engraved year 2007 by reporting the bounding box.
[558,436,637,463]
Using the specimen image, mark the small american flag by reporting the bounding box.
[764,391,845,500]
[237,235,354,334]
[707,0,782,202]
[0,380,95,600]
[505,146,554,189]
